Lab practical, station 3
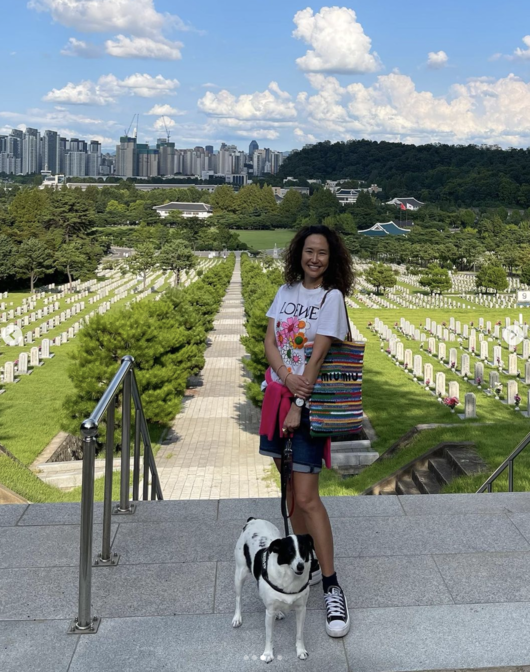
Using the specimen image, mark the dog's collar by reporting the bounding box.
[259,550,309,595]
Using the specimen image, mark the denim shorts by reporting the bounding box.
[259,407,325,473]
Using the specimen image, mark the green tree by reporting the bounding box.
[55,238,103,290]
[309,188,340,221]
[279,189,303,221]
[476,263,508,294]
[521,264,530,286]
[14,237,54,292]
[42,190,95,242]
[364,263,398,294]
[124,243,158,289]
[158,239,197,287]
[0,234,14,279]
[210,185,237,213]
[260,185,278,214]
[419,264,452,294]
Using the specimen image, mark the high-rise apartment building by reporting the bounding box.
[42,130,60,174]
[115,136,137,177]
[87,141,101,177]
[65,151,86,177]
[22,128,40,175]
[156,138,175,176]
[137,144,159,177]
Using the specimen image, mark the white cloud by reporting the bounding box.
[43,73,179,104]
[291,71,530,147]
[202,82,221,89]
[105,35,183,60]
[235,129,280,140]
[153,116,177,131]
[293,6,382,74]
[294,127,317,144]
[60,37,102,58]
[427,50,449,69]
[28,0,192,37]
[146,104,185,116]
[197,82,296,120]
[511,35,530,60]
[268,81,291,100]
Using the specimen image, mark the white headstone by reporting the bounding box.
[413,354,423,377]
[439,343,447,361]
[461,353,470,377]
[4,361,15,383]
[480,341,489,361]
[396,342,404,363]
[41,339,51,359]
[448,380,460,399]
[30,347,40,367]
[474,361,484,384]
[428,337,436,355]
[18,352,28,374]
[464,393,477,419]
[509,353,519,376]
[436,371,446,396]
[507,380,518,405]
[404,349,413,369]
[424,363,434,386]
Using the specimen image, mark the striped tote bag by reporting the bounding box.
[305,295,365,438]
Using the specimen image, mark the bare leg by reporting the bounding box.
[261,609,276,663]
[291,471,335,577]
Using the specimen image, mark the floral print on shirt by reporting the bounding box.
[276,316,309,372]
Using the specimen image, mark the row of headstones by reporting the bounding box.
[4,303,86,344]
[1,338,58,383]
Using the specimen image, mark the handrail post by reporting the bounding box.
[68,419,100,634]
[114,362,135,515]
[133,405,141,501]
[95,401,119,566]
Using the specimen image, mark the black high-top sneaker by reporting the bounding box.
[324,585,350,637]
[309,555,322,586]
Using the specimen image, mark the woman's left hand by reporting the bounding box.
[282,406,302,435]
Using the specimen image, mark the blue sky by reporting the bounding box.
[2,0,530,151]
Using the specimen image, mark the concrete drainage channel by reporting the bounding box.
[331,413,379,478]
[31,431,142,490]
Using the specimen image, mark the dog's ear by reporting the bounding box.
[298,534,315,559]
[268,538,283,555]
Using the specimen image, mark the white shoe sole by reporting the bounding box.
[325,595,350,638]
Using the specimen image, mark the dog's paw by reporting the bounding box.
[297,648,309,660]
[275,611,285,620]
[260,651,274,663]
[231,614,242,628]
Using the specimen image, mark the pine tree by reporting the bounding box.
[158,239,197,286]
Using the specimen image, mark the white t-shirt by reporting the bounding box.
[266,282,349,384]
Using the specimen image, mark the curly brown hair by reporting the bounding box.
[283,225,355,296]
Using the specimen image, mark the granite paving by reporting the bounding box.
[3,495,530,671]
[156,258,279,500]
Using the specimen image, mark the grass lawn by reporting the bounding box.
[232,229,295,250]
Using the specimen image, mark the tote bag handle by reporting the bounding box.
[319,290,353,342]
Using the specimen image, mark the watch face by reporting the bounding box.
[295,397,304,407]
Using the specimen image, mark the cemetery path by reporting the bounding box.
[156,258,280,500]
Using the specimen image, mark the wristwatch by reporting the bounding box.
[294,397,305,408]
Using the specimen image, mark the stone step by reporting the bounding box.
[395,475,421,495]
[412,468,441,495]
[428,457,455,486]
[445,447,488,477]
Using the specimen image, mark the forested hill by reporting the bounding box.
[278,140,530,208]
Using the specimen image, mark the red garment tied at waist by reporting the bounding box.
[259,367,331,469]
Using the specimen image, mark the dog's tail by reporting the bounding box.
[243,516,256,531]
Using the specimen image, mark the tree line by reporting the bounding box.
[278,139,530,208]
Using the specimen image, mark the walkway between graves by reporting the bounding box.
[155,258,280,500]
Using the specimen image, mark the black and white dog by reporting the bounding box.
[232,517,314,663]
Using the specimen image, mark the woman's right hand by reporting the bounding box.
[285,374,313,399]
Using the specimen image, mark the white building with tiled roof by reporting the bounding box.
[153,202,213,218]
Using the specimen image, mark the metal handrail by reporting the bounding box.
[69,355,163,635]
[477,430,530,493]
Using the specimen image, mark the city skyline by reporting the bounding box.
[0,125,286,179]
[2,1,530,150]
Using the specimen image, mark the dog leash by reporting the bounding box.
[280,435,295,537]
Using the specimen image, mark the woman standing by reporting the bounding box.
[259,224,355,637]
